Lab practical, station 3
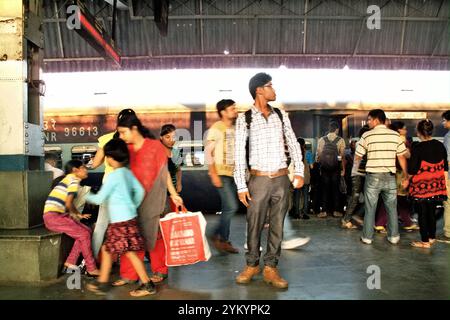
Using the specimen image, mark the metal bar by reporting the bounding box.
[400,0,408,55]
[199,0,204,55]
[252,17,258,55]
[43,53,450,62]
[269,0,299,16]
[302,0,308,54]
[352,18,366,56]
[43,15,450,22]
[53,0,65,58]
[112,0,117,42]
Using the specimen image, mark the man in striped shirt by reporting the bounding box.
[354,109,409,245]
[234,72,304,289]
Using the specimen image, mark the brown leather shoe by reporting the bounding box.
[236,266,261,284]
[263,266,288,289]
[221,241,239,254]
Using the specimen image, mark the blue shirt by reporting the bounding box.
[86,167,145,223]
[305,150,314,165]
[444,131,450,178]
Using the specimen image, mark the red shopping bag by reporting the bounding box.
[159,207,211,266]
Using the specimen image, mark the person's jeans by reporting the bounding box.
[363,173,399,240]
[214,176,239,242]
[321,170,340,213]
[246,175,290,268]
[343,175,365,223]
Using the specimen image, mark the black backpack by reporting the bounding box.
[244,107,289,168]
[319,136,340,171]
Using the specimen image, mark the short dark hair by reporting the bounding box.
[160,124,176,136]
[329,121,339,132]
[249,72,272,99]
[297,137,305,147]
[358,124,370,138]
[216,99,235,118]
[417,119,434,137]
[368,109,386,124]
[104,138,129,164]
[64,160,84,175]
[389,121,405,132]
[442,110,450,121]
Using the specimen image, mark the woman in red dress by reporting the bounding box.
[113,112,170,285]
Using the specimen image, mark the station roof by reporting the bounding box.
[42,0,450,72]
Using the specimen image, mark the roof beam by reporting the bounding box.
[53,0,65,58]
[43,53,450,62]
[43,15,450,22]
[199,0,204,54]
[252,17,258,55]
[352,18,366,56]
[400,0,408,55]
[302,0,308,54]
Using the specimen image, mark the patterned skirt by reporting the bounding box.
[104,218,145,255]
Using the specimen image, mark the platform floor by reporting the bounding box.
[0,213,449,300]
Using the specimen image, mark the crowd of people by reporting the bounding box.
[42,72,450,296]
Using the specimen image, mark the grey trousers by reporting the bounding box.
[245,174,291,268]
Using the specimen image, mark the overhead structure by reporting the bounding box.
[40,0,449,71]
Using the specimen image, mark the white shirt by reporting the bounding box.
[234,105,304,192]
[45,162,64,180]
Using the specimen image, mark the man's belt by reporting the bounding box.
[250,168,289,178]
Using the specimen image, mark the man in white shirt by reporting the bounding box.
[234,72,304,289]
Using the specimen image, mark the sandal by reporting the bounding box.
[411,241,431,249]
[341,221,358,229]
[86,280,110,296]
[129,281,156,297]
[150,272,168,283]
[112,278,138,287]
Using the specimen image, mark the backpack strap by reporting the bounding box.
[244,109,252,130]
[273,107,285,131]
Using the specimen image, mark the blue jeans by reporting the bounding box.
[214,176,239,242]
[363,173,399,240]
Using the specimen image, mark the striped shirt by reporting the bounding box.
[44,174,80,214]
[355,124,407,174]
[234,105,304,192]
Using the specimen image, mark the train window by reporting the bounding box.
[71,145,97,165]
[176,141,205,167]
[44,146,63,169]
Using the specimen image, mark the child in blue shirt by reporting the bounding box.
[85,138,156,297]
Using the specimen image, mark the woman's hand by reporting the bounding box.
[170,194,184,208]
